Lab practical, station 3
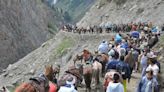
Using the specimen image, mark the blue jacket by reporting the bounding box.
[106,60,119,71]
[137,76,159,92]
[116,61,131,80]
[131,31,140,38]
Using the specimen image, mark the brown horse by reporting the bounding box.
[95,53,109,77]
[45,65,54,81]
[83,64,93,92]
[44,64,60,84]
[15,74,50,92]
[92,59,102,89]
[73,54,83,65]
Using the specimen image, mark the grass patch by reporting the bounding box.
[54,37,74,57]
[48,22,58,34]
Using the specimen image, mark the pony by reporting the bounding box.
[83,63,93,92]
[73,54,83,65]
[45,65,54,82]
[124,51,134,73]
[15,74,49,92]
[92,58,102,89]
[95,53,109,77]
[148,34,158,48]
[44,64,60,88]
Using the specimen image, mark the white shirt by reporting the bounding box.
[147,64,159,76]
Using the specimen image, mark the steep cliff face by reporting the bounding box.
[0,0,60,73]
[77,0,164,27]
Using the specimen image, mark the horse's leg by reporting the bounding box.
[84,73,92,92]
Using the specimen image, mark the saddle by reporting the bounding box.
[29,75,49,92]
[66,67,83,82]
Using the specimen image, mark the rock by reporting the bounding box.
[24,69,36,75]
[5,85,15,92]
[2,71,8,77]
[8,73,14,77]
[12,78,21,86]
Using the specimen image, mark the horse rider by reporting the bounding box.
[98,40,109,55]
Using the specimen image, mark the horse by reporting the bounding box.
[83,63,93,92]
[44,64,60,85]
[92,58,102,89]
[95,53,109,77]
[73,54,83,65]
[124,51,135,73]
[15,74,50,92]
[148,34,158,48]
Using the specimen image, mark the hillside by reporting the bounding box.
[77,0,164,27]
[0,0,63,73]
[54,0,96,23]
[0,32,115,90]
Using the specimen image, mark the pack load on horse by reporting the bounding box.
[57,66,82,89]
[95,53,109,77]
[15,74,57,92]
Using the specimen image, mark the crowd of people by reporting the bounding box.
[0,22,162,92]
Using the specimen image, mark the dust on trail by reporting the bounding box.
[77,72,141,92]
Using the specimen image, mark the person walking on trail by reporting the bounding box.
[116,56,131,92]
[137,70,159,92]
[140,51,148,77]
[146,55,159,78]
[106,73,124,92]
[58,76,77,92]
[98,40,109,54]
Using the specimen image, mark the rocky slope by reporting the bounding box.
[77,0,164,27]
[0,0,64,73]
[0,32,115,90]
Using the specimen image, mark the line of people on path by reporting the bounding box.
[97,23,161,92]
[61,22,163,35]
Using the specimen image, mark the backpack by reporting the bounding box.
[116,62,129,79]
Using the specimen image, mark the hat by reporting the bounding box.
[66,76,76,85]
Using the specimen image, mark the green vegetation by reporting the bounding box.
[160,35,164,45]
[55,0,95,23]
[54,37,74,57]
[113,0,127,5]
[48,22,58,34]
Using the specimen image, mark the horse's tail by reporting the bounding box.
[84,72,92,89]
